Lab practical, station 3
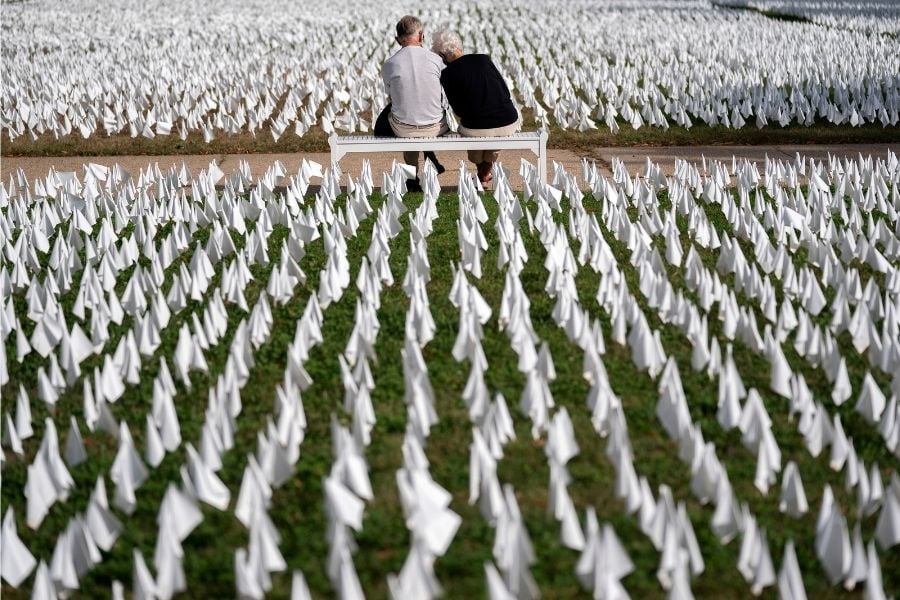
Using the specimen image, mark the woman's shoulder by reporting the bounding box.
[448,53,493,71]
[463,53,493,64]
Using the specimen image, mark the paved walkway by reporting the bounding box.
[0,150,583,192]
[2,144,896,191]
[594,143,898,177]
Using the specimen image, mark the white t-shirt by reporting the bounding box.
[382,45,445,126]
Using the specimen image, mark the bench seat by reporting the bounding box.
[329,129,548,181]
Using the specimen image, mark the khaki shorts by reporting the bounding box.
[389,113,449,165]
[458,118,522,163]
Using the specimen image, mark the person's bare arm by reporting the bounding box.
[382,63,392,101]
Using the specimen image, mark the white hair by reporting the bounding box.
[431,31,462,56]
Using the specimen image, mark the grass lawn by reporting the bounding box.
[1,165,898,598]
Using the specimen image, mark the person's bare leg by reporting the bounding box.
[467,149,482,174]
[477,160,493,184]
[486,151,502,183]
[401,151,422,192]
[403,151,419,168]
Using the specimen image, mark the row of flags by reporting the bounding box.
[2,145,899,597]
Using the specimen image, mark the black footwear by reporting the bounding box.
[405,178,423,193]
[423,152,446,175]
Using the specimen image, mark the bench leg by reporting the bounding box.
[328,133,343,170]
[538,129,548,183]
[538,147,547,183]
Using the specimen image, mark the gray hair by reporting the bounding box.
[395,15,423,40]
[431,31,462,56]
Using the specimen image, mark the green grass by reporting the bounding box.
[1,176,898,599]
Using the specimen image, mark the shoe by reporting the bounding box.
[424,152,446,175]
[405,178,423,193]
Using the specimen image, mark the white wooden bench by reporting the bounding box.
[328,129,548,182]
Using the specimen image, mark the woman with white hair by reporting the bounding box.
[432,31,520,186]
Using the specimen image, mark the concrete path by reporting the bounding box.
[593,144,898,177]
[2,144,896,191]
[0,150,583,192]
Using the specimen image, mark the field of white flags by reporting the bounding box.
[2,0,900,146]
[1,147,899,598]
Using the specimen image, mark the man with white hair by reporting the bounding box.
[432,31,520,186]
[375,15,447,191]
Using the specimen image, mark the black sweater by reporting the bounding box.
[440,54,518,130]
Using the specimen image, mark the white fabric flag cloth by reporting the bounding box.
[779,461,808,518]
[26,418,74,528]
[1,507,36,587]
[110,421,149,515]
[31,560,57,600]
[875,485,900,549]
[86,477,122,552]
[485,561,517,600]
[777,540,807,600]
[576,506,634,598]
[291,570,312,600]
